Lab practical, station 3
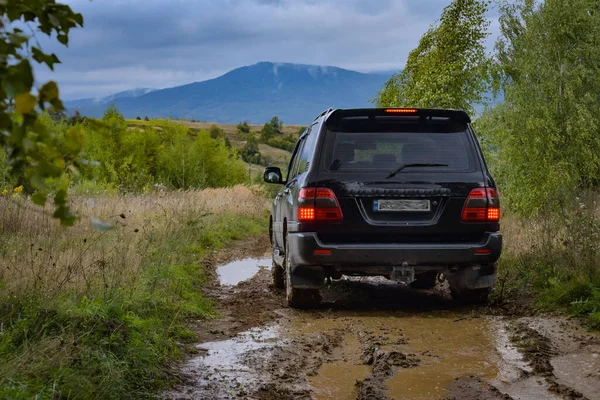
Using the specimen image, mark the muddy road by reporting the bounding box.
[166,237,600,400]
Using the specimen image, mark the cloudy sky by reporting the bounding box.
[34,0,500,100]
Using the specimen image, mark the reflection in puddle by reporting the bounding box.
[187,326,279,390]
[492,319,532,383]
[217,257,271,285]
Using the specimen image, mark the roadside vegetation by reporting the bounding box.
[377,0,600,327]
[0,2,272,394]
[0,186,268,399]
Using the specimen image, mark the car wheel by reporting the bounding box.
[450,287,491,304]
[285,238,321,309]
[272,261,285,289]
[410,271,438,289]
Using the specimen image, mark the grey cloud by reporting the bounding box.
[32,0,497,99]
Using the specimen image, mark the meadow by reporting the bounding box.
[0,185,268,399]
[0,108,273,398]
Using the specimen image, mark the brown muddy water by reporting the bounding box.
[167,256,600,400]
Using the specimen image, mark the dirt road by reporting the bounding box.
[166,237,600,400]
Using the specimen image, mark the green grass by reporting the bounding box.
[497,208,600,329]
[0,210,266,399]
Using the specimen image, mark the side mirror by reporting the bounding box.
[264,167,284,184]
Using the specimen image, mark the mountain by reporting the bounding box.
[101,88,157,102]
[65,62,392,124]
[64,88,156,111]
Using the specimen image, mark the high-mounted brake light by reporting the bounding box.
[385,108,418,114]
[298,187,343,222]
[461,188,500,223]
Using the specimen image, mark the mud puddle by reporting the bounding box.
[217,257,271,286]
[167,238,600,400]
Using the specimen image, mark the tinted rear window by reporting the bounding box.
[322,130,476,173]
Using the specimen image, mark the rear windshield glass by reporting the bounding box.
[322,130,475,173]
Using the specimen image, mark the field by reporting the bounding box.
[0,186,269,399]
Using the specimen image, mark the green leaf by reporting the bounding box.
[39,81,60,104]
[31,192,48,206]
[53,206,76,226]
[15,93,37,114]
[32,48,61,70]
[57,34,68,45]
[64,128,83,153]
[2,60,34,96]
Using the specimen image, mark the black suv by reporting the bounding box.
[264,108,502,309]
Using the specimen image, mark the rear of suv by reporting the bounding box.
[264,108,502,309]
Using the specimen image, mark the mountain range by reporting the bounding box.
[64,62,392,125]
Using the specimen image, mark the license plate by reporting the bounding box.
[373,199,431,212]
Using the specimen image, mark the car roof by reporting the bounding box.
[313,108,471,124]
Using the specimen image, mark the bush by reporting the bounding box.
[267,136,296,152]
[17,108,249,193]
[260,116,283,142]
[240,134,264,165]
[157,124,246,189]
[236,121,250,135]
[209,124,224,139]
[498,193,600,327]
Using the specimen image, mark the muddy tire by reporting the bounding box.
[410,271,438,289]
[272,261,285,289]
[450,287,491,304]
[285,239,321,309]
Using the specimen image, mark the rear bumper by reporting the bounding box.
[287,231,502,269]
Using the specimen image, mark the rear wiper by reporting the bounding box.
[330,159,343,171]
[386,163,449,179]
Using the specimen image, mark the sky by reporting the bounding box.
[33,0,500,100]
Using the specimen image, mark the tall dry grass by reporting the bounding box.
[0,185,268,301]
[0,185,270,398]
[497,193,600,326]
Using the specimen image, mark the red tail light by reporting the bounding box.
[385,108,418,114]
[298,187,343,222]
[461,188,500,223]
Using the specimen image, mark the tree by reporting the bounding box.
[269,116,282,133]
[240,134,263,165]
[479,0,600,215]
[144,116,149,121]
[209,124,224,139]
[236,121,250,134]
[260,116,283,142]
[0,0,84,225]
[375,0,491,114]
[136,116,141,120]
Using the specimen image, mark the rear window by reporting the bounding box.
[321,130,476,173]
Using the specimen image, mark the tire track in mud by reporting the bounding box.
[165,236,600,400]
[508,322,588,400]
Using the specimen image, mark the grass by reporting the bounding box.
[496,194,600,328]
[126,118,301,140]
[0,186,269,399]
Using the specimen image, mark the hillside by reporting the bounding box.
[126,118,295,178]
[65,62,391,124]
